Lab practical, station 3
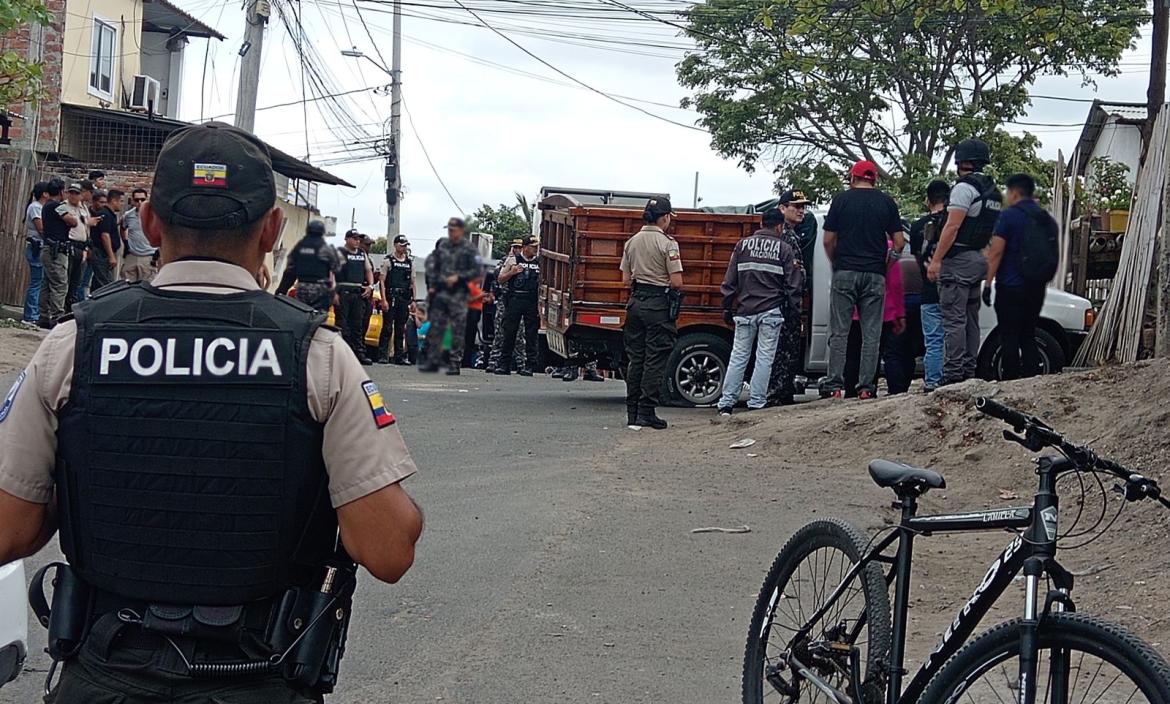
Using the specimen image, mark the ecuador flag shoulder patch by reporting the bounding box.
[362,380,396,429]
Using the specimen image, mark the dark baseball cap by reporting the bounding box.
[521,235,538,247]
[394,235,410,245]
[150,121,275,230]
[779,189,812,206]
[510,238,523,247]
[644,196,673,220]
[447,217,467,229]
[344,229,360,240]
[66,182,82,193]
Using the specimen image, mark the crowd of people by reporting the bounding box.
[715,137,1061,417]
[21,171,157,329]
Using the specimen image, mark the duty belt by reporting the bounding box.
[389,287,412,297]
[336,284,365,292]
[633,283,670,295]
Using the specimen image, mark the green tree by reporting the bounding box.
[470,203,530,259]
[0,0,53,107]
[677,0,1141,190]
[370,237,388,254]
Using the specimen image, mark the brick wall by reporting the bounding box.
[40,160,155,192]
[0,0,66,152]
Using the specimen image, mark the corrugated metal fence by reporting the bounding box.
[0,162,52,308]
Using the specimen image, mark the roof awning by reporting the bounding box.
[60,104,353,187]
[142,0,225,39]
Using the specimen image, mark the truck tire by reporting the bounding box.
[977,326,1066,380]
[665,332,731,407]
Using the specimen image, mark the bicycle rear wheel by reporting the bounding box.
[742,518,891,704]
[920,612,1170,703]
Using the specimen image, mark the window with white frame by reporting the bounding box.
[89,18,117,98]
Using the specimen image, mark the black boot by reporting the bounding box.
[517,369,534,377]
[551,367,567,379]
[583,369,604,382]
[561,368,579,382]
[627,407,640,428]
[634,411,667,430]
[446,364,461,376]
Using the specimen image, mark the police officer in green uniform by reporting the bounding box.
[620,197,683,430]
[277,220,341,312]
[0,122,423,703]
[335,229,374,365]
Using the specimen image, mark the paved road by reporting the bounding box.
[3,365,841,704]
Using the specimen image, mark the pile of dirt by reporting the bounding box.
[707,359,1170,648]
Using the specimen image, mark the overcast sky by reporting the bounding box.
[174,0,1157,252]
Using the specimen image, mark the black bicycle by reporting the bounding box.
[743,396,1170,704]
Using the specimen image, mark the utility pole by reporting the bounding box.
[1143,0,1168,159]
[235,0,270,133]
[386,0,403,239]
[692,171,699,208]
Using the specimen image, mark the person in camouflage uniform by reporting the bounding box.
[767,191,811,406]
[487,239,526,373]
[421,217,482,374]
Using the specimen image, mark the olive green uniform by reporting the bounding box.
[620,225,682,416]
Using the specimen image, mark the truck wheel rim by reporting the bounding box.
[676,350,725,405]
[991,344,1052,378]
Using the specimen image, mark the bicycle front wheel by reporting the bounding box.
[921,612,1170,703]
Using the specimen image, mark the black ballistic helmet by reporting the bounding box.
[954,139,991,169]
[306,220,326,237]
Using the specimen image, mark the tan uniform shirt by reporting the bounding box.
[65,202,89,243]
[620,225,683,286]
[0,260,416,509]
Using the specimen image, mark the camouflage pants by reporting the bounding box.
[294,282,333,312]
[425,289,468,368]
[767,305,803,403]
[488,298,525,370]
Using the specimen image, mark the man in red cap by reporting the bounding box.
[820,160,905,399]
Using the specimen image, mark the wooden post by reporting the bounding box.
[1156,158,1170,357]
[1145,2,1169,159]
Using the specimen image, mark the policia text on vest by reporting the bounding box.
[97,331,288,380]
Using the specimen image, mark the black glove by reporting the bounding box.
[722,309,734,325]
[982,286,993,307]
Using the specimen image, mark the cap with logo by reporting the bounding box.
[66,183,82,193]
[446,217,467,229]
[360,234,374,245]
[150,121,276,230]
[778,189,812,206]
[393,235,410,245]
[644,196,673,220]
[510,238,523,247]
[521,235,538,247]
[849,161,879,183]
[344,229,360,240]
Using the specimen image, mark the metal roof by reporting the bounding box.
[61,104,352,187]
[142,0,225,40]
[1073,100,1149,175]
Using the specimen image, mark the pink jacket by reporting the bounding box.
[853,245,905,323]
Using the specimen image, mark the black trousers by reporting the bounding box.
[623,291,676,413]
[64,244,84,313]
[463,308,482,367]
[499,294,539,371]
[995,283,1046,380]
[334,289,368,356]
[378,291,411,360]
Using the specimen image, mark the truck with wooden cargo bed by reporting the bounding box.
[535,190,1095,407]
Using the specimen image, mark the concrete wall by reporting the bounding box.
[1086,118,1143,186]
[138,31,181,118]
[60,0,143,109]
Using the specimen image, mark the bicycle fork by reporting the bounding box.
[1017,557,1043,704]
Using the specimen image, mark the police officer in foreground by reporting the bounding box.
[0,122,423,703]
[377,235,415,365]
[495,235,541,376]
[336,229,375,365]
[277,219,341,312]
[926,138,1001,385]
[621,196,683,430]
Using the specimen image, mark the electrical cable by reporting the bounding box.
[401,95,465,214]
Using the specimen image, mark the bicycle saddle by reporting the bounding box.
[868,459,946,496]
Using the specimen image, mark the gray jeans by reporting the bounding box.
[938,249,988,384]
[825,270,885,395]
[39,245,69,324]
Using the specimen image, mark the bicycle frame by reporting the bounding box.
[785,456,1073,704]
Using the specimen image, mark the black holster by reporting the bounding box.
[26,236,43,258]
[29,562,92,662]
[667,289,683,321]
[267,557,357,693]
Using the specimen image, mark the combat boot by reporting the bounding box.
[634,411,667,430]
[561,368,578,382]
[583,369,604,382]
[446,364,461,376]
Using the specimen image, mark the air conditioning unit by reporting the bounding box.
[129,75,161,113]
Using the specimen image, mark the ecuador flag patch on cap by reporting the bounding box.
[362,380,396,428]
[192,162,228,188]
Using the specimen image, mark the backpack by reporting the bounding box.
[1018,208,1060,285]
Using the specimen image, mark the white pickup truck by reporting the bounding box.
[801,209,1094,380]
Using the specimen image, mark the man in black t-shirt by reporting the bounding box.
[37,181,80,328]
[88,189,123,293]
[908,179,950,391]
[821,160,905,399]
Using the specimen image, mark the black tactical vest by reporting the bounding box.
[507,254,540,295]
[386,255,412,290]
[56,283,337,606]
[338,249,367,285]
[953,173,1003,252]
[292,235,332,282]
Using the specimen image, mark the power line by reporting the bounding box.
[402,95,465,214]
[201,85,388,122]
[446,0,705,132]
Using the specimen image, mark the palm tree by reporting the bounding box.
[515,192,534,230]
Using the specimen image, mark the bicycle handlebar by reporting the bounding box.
[975,396,1170,510]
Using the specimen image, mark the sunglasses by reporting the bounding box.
[132,197,146,202]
